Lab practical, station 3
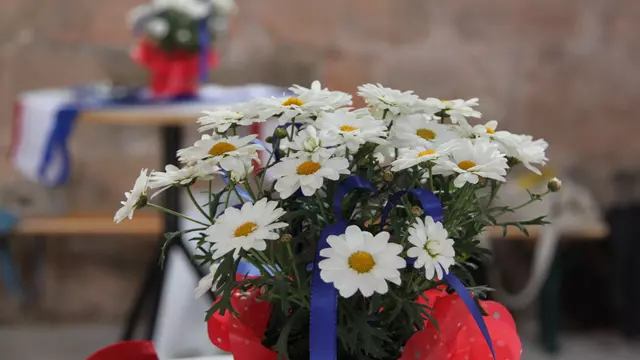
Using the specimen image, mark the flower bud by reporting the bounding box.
[274,128,289,139]
[411,206,424,217]
[265,136,274,144]
[382,171,393,182]
[547,177,562,192]
[279,234,293,244]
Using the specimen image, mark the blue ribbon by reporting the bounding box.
[442,267,496,359]
[198,18,210,83]
[382,188,496,359]
[310,176,376,360]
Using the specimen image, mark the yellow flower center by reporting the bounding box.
[416,129,436,140]
[485,126,495,134]
[234,222,257,237]
[348,251,376,274]
[281,97,306,107]
[457,160,477,171]
[417,149,436,157]
[296,161,322,175]
[339,125,358,132]
[208,142,237,156]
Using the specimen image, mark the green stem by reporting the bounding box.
[208,180,214,219]
[286,243,304,291]
[148,203,210,227]
[315,192,329,223]
[243,180,258,201]
[186,186,210,221]
[232,186,246,204]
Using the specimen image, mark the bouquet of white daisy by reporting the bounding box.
[114,81,559,360]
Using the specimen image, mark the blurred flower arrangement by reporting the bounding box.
[114,81,558,360]
[128,0,236,97]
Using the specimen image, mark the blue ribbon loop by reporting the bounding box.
[382,188,496,359]
[310,176,376,360]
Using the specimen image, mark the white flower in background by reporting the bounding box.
[210,0,236,15]
[175,28,192,43]
[494,132,548,175]
[390,114,457,148]
[390,143,453,172]
[149,163,222,189]
[205,198,287,259]
[435,138,508,187]
[357,83,420,117]
[197,104,258,133]
[145,18,170,38]
[195,263,219,298]
[455,120,498,139]
[253,91,334,125]
[287,126,337,162]
[289,80,353,109]
[114,169,151,223]
[177,134,262,170]
[155,0,211,19]
[315,110,387,152]
[318,225,406,298]
[442,98,482,124]
[270,155,350,198]
[407,216,455,280]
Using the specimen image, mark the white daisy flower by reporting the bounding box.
[149,163,222,189]
[315,110,388,153]
[390,114,457,148]
[442,98,482,124]
[270,155,350,199]
[289,80,353,109]
[197,104,259,133]
[224,158,254,183]
[357,83,420,117]
[455,120,499,139]
[195,263,219,298]
[406,216,455,280]
[318,225,406,298]
[286,125,338,162]
[434,138,508,188]
[390,143,453,172]
[177,134,262,171]
[253,91,334,125]
[114,169,151,223]
[494,132,548,175]
[205,198,287,259]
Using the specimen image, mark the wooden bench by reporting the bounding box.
[14,212,163,237]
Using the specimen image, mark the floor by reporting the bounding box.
[1,324,639,360]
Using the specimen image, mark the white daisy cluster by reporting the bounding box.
[114,81,554,308]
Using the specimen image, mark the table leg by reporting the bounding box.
[539,251,562,353]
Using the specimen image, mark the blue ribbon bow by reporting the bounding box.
[309,176,376,360]
[309,184,496,360]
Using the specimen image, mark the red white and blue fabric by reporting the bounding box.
[8,84,286,187]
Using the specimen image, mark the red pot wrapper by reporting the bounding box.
[88,289,521,360]
[402,293,522,360]
[131,39,219,98]
[87,341,158,360]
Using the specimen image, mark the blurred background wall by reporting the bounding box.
[1,0,638,322]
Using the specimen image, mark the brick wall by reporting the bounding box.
[0,0,638,321]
